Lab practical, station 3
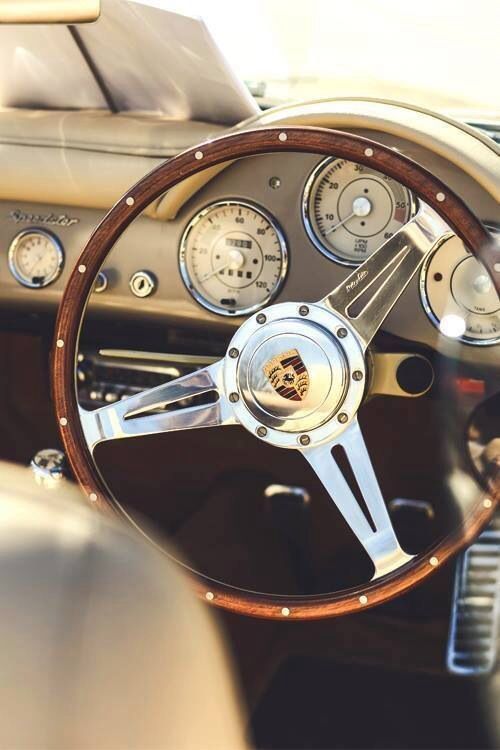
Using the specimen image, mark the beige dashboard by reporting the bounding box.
[0,100,498,368]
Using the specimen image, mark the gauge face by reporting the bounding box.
[420,234,500,346]
[303,157,415,265]
[8,229,64,288]
[179,201,288,316]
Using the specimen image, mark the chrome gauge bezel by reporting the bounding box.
[302,156,418,267]
[8,227,65,289]
[179,199,288,317]
[419,229,500,347]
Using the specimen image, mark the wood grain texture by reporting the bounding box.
[52,126,499,619]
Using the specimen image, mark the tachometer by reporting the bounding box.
[179,201,288,316]
[303,157,416,265]
[8,228,64,288]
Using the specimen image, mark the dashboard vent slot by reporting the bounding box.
[447,514,500,675]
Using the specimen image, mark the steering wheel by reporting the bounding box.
[52,127,499,619]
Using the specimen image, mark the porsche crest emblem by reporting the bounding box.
[263,349,309,402]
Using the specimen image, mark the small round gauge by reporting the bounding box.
[303,157,416,265]
[8,228,64,288]
[179,201,288,316]
[420,234,500,346]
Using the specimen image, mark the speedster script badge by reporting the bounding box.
[263,349,309,402]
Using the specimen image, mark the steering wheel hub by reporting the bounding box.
[238,320,347,433]
[225,302,367,447]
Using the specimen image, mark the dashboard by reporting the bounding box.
[0,122,498,372]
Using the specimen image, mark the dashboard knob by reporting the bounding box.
[30,448,66,489]
[129,270,157,298]
[93,271,108,294]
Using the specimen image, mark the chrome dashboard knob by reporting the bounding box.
[30,449,66,489]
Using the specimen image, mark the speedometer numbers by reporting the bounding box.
[303,157,415,265]
[179,201,288,316]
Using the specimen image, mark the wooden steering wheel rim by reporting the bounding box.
[53,126,499,620]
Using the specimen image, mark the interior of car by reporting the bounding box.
[0,1,498,748]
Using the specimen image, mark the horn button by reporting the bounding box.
[238,320,348,433]
[224,303,367,447]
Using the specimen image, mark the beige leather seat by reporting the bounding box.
[0,462,246,750]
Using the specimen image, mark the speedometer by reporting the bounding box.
[179,201,288,316]
[303,157,416,265]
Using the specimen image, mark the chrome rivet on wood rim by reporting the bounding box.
[205,591,215,601]
[430,556,439,567]
[281,607,291,616]
[78,264,86,273]
[56,339,64,348]
[125,196,135,206]
[364,147,374,157]
[89,493,97,502]
[195,150,204,160]
[436,192,446,202]
[359,595,368,605]
[484,498,493,509]
[278,132,287,142]
[59,417,68,426]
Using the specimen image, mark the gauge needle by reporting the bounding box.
[199,249,245,283]
[324,196,372,235]
[199,262,230,283]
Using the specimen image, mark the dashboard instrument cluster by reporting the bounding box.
[2,153,498,352]
[176,155,498,348]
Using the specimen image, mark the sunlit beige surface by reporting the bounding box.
[0,462,246,750]
[146,0,500,117]
[0,0,100,23]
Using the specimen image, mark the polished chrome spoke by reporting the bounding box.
[302,419,413,579]
[80,360,235,451]
[321,203,450,349]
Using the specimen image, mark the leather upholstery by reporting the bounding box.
[0,109,223,218]
[0,462,246,749]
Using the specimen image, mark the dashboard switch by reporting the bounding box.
[130,270,157,298]
[93,271,108,294]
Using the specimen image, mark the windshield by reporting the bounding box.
[142,0,499,118]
